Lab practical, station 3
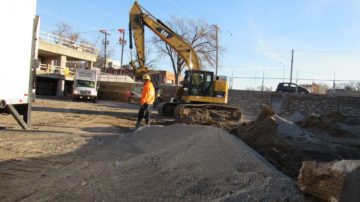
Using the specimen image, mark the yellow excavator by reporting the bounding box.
[129,1,241,125]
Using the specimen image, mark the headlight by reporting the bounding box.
[73,90,79,94]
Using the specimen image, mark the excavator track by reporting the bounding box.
[157,102,178,116]
[173,103,241,126]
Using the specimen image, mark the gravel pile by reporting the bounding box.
[117,124,305,201]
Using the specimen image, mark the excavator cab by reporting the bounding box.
[183,70,214,97]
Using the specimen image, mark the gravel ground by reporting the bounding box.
[0,98,305,201]
[124,125,305,201]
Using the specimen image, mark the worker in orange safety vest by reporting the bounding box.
[136,74,155,128]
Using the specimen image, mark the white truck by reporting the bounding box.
[72,68,100,102]
[0,0,38,129]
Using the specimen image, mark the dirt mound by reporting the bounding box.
[177,107,240,129]
[181,108,210,123]
[230,106,304,177]
[255,104,276,122]
[277,113,360,161]
[298,160,360,202]
[179,110,238,129]
[297,112,351,137]
[123,125,305,201]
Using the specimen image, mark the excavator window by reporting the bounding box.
[184,70,213,97]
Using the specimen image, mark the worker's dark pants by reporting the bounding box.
[137,104,152,123]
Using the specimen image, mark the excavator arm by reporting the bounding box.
[129,1,201,79]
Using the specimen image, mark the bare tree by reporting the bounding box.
[318,83,330,94]
[256,86,273,91]
[52,22,98,64]
[338,81,360,92]
[356,82,360,92]
[94,48,114,68]
[152,17,223,85]
[52,22,81,44]
[144,42,158,69]
[52,22,71,38]
[348,81,360,92]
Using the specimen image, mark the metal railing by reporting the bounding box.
[99,74,135,83]
[37,64,75,79]
[37,64,136,83]
[39,31,98,55]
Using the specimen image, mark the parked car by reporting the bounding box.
[276,82,310,94]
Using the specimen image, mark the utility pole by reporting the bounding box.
[118,29,126,70]
[290,49,294,83]
[211,25,219,78]
[215,25,219,78]
[282,63,285,82]
[253,73,257,91]
[261,69,264,91]
[333,72,336,95]
[230,71,234,89]
[296,70,299,93]
[100,30,110,72]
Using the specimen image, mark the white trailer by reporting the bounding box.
[0,0,39,129]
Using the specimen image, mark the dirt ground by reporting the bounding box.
[0,98,173,201]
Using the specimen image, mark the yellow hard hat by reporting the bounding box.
[142,74,151,80]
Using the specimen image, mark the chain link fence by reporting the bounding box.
[228,76,360,96]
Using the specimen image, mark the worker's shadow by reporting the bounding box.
[81,125,132,134]
[33,106,138,118]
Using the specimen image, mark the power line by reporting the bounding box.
[77,29,130,34]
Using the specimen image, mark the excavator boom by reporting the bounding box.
[129,1,201,77]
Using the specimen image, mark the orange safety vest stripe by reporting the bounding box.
[140,81,155,104]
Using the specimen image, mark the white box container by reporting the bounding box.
[0,0,38,128]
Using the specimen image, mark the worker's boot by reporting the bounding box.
[135,121,141,129]
[145,120,150,126]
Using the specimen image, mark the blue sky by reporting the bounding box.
[37,0,360,89]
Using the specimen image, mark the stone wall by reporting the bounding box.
[99,84,360,124]
[228,90,360,124]
[228,90,273,114]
